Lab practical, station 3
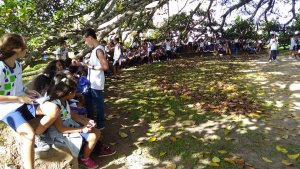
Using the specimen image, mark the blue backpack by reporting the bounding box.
[76,76,90,94]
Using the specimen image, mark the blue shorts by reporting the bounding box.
[2,104,35,131]
[70,106,87,116]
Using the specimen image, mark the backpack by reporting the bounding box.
[76,76,90,94]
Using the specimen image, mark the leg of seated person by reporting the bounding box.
[2,104,36,169]
[35,102,59,135]
[17,122,35,169]
[82,130,100,159]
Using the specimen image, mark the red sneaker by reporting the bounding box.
[98,144,116,157]
[79,157,99,169]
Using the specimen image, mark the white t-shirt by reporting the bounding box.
[290,37,295,50]
[165,41,171,51]
[113,43,121,61]
[88,45,106,90]
[188,33,194,43]
[269,38,278,51]
[0,61,25,119]
[200,42,204,47]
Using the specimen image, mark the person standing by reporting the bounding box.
[56,40,69,61]
[290,35,296,57]
[112,38,122,77]
[187,30,194,53]
[268,34,278,62]
[147,40,154,63]
[165,38,172,60]
[82,28,109,130]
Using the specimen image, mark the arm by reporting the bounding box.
[93,49,109,71]
[40,102,79,133]
[0,95,33,104]
[54,115,84,134]
[70,110,89,125]
[71,110,96,128]
[44,102,91,134]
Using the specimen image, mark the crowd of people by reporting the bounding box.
[53,30,300,80]
[85,34,267,77]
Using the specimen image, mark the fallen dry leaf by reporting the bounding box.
[224,129,231,135]
[119,131,128,138]
[168,110,175,116]
[170,137,177,142]
[262,157,272,163]
[287,153,300,160]
[212,157,221,163]
[208,162,219,167]
[276,145,288,154]
[218,150,228,154]
[109,142,116,146]
[225,137,234,141]
[224,158,235,164]
[235,159,245,168]
[159,152,166,157]
[281,159,293,166]
[148,136,157,142]
[166,163,176,169]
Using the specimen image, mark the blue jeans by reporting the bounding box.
[85,89,105,129]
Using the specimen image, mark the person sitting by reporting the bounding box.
[45,74,102,169]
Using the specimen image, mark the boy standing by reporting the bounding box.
[82,28,109,129]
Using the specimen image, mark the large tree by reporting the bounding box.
[1,0,299,68]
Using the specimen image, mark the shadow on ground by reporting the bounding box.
[96,54,300,169]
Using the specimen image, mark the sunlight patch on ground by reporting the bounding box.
[249,61,268,64]
[273,82,286,89]
[246,73,269,85]
[239,69,254,73]
[241,118,255,126]
[291,93,300,98]
[275,101,284,108]
[0,146,5,156]
[248,126,259,130]
[183,115,258,138]
[103,147,160,169]
[289,82,300,91]
[115,98,130,103]
[236,128,248,134]
[292,102,300,110]
[266,72,285,75]
[125,149,160,168]
[125,67,138,71]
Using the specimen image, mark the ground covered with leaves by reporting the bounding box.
[98,54,300,169]
[1,54,300,169]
